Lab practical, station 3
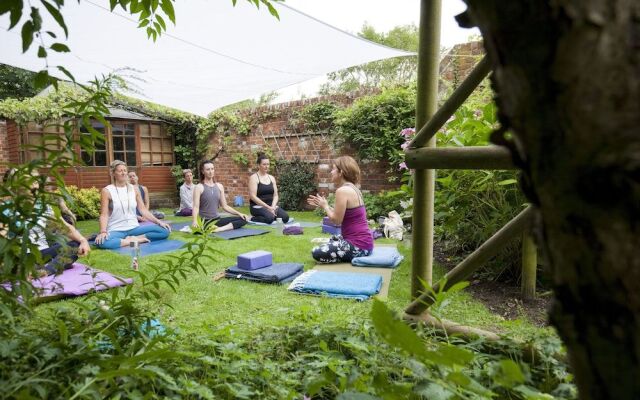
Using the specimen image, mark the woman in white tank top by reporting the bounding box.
[95,160,171,249]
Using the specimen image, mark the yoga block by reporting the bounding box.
[237,250,272,271]
[322,217,341,227]
[322,223,341,235]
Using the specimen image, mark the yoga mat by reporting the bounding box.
[110,239,185,256]
[31,262,132,299]
[313,263,393,299]
[213,228,269,240]
[288,270,382,301]
[248,220,321,229]
[225,263,304,284]
[170,221,191,231]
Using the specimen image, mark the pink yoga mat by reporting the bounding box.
[30,263,133,298]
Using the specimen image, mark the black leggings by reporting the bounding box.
[40,241,80,275]
[250,206,289,224]
[204,216,247,230]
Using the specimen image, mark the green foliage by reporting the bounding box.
[363,187,412,220]
[0,64,39,101]
[61,185,101,221]
[275,158,316,210]
[433,91,527,280]
[334,86,415,169]
[321,23,418,94]
[231,152,249,166]
[289,101,342,131]
[367,299,573,399]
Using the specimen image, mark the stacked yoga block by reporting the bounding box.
[322,217,341,235]
[237,250,272,271]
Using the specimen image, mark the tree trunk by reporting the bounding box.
[462,1,640,398]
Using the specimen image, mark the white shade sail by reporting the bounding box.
[0,0,413,116]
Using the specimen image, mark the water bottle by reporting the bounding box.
[130,240,140,271]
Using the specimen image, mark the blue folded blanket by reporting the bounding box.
[351,246,403,268]
[288,270,382,301]
[225,263,304,284]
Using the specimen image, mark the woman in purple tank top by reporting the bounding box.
[308,156,373,263]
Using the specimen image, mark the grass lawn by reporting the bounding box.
[61,208,552,341]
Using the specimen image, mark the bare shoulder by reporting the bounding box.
[216,182,225,191]
[269,174,277,182]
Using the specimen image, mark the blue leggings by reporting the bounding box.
[97,225,170,249]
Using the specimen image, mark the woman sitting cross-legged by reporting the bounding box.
[308,156,373,263]
[95,160,171,249]
[192,159,249,232]
[248,152,289,224]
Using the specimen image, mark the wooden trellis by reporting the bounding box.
[405,0,537,335]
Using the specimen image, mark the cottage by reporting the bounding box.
[0,106,178,207]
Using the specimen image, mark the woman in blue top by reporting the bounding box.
[248,153,289,224]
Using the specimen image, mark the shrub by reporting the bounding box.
[363,188,412,221]
[334,87,415,167]
[63,185,101,220]
[276,159,316,211]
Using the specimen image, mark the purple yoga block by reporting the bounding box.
[237,250,273,271]
[322,217,341,227]
[322,224,341,235]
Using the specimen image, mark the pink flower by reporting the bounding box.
[401,141,410,151]
[400,127,415,138]
[398,161,408,170]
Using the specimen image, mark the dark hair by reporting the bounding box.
[199,159,214,180]
[256,152,269,165]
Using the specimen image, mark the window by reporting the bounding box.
[20,122,69,163]
[140,123,174,166]
[79,121,108,166]
[111,122,137,166]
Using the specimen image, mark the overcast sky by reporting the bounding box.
[284,0,479,48]
[275,0,479,101]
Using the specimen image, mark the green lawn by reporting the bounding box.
[64,208,551,341]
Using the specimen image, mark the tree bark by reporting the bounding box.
[462,1,640,398]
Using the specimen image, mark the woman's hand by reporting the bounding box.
[95,231,108,245]
[240,213,250,221]
[159,221,172,232]
[307,194,328,210]
[267,206,277,216]
[77,239,91,256]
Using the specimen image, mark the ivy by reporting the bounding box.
[334,86,415,164]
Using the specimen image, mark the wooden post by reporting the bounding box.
[411,0,441,299]
[405,145,516,170]
[521,231,537,300]
[405,206,534,315]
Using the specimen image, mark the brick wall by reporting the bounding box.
[209,91,403,207]
[0,120,7,176]
[440,41,485,87]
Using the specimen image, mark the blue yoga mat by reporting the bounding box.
[170,221,191,230]
[213,228,269,240]
[248,221,321,229]
[110,239,185,256]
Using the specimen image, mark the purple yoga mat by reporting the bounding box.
[30,263,133,298]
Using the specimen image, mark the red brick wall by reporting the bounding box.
[0,120,7,176]
[209,92,403,207]
[439,41,485,87]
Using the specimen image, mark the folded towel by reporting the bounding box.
[351,246,404,268]
[288,270,382,301]
[225,263,304,284]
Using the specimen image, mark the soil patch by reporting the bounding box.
[433,242,551,327]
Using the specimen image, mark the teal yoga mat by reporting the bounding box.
[111,239,185,256]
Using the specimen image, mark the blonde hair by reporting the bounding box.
[183,168,193,176]
[333,156,360,185]
[109,160,127,184]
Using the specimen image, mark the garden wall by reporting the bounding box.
[210,92,401,207]
[0,120,8,176]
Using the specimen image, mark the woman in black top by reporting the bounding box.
[248,153,290,224]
